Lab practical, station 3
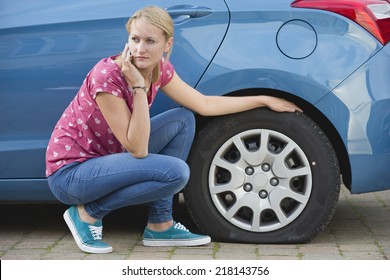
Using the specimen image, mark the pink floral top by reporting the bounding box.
[45,55,174,177]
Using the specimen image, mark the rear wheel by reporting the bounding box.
[185,108,340,243]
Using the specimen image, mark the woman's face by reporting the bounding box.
[128,18,172,72]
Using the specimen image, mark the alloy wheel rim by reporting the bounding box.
[208,129,313,232]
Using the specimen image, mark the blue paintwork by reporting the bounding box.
[317,43,390,193]
[0,0,389,200]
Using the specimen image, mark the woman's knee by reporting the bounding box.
[165,158,190,191]
[178,108,195,131]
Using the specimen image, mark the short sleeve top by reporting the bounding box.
[45,55,175,177]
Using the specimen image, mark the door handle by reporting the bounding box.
[166,5,213,19]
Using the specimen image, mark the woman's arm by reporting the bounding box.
[95,46,151,158]
[96,90,150,158]
[161,71,302,116]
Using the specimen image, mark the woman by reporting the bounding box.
[46,6,302,254]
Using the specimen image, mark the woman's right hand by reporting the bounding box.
[120,43,145,88]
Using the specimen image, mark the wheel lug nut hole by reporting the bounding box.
[245,167,254,175]
[261,163,271,172]
[259,190,268,198]
[270,177,279,186]
[243,183,253,192]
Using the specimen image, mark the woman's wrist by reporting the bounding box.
[132,86,148,94]
[256,95,271,107]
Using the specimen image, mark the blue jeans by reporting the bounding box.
[47,108,195,223]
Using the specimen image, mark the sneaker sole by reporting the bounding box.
[63,210,113,254]
[143,236,211,247]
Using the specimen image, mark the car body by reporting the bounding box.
[1,0,389,243]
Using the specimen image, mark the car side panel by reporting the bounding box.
[317,44,390,193]
[199,0,381,100]
[0,0,229,200]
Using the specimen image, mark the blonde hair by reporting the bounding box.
[126,6,174,84]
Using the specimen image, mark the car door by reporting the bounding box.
[0,0,229,200]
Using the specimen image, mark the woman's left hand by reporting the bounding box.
[262,96,303,113]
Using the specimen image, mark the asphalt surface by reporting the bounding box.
[1,186,390,260]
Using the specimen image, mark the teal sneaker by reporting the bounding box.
[63,206,112,254]
[143,221,211,247]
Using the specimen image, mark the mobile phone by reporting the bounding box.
[127,49,135,64]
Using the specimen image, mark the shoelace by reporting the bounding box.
[174,222,189,232]
[88,225,103,240]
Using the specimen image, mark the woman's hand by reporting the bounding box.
[261,96,303,113]
[120,43,145,87]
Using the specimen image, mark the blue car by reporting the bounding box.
[1,0,389,243]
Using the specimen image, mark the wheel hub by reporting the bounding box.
[253,172,268,188]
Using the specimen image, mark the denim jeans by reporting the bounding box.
[47,108,195,223]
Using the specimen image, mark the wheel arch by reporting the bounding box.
[193,87,352,190]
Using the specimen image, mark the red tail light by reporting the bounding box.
[291,0,390,45]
